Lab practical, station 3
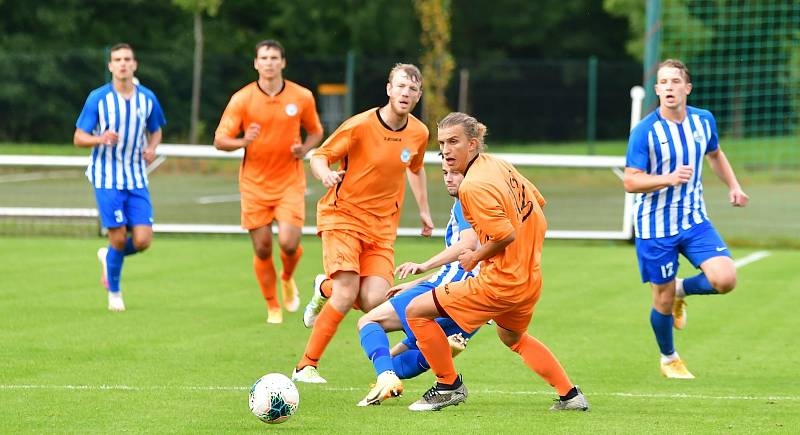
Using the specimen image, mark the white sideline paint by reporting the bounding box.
[195,194,240,204]
[1,384,797,402]
[734,251,771,269]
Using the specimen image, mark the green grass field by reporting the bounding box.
[1,235,798,433]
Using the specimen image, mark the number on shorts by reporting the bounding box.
[660,262,674,279]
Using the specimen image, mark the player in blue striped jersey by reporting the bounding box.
[354,161,480,407]
[624,59,749,379]
[73,43,166,312]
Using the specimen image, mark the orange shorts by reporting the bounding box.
[321,229,394,284]
[241,188,304,230]
[433,278,540,334]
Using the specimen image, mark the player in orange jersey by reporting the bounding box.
[214,40,323,324]
[404,112,589,412]
[291,63,433,384]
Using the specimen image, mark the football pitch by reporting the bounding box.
[1,235,798,433]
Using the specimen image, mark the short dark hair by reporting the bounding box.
[658,59,691,83]
[255,39,285,59]
[109,43,135,61]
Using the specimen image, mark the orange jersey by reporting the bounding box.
[458,154,548,301]
[215,80,323,202]
[314,108,429,243]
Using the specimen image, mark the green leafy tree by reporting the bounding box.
[414,0,454,146]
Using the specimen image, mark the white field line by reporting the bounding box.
[734,250,771,269]
[195,194,240,204]
[0,170,79,183]
[1,384,797,401]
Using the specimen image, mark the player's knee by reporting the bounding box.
[711,274,736,294]
[496,328,522,348]
[254,246,272,260]
[357,315,375,330]
[279,242,299,257]
[134,238,151,252]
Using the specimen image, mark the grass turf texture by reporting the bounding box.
[1,235,798,433]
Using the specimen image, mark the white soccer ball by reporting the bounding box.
[248,373,300,424]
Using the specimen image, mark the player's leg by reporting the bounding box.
[494,311,587,411]
[356,302,405,406]
[354,242,395,313]
[303,274,331,328]
[681,222,736,296]
[94,188,129,311]
[406,290,467,411]
[250,225,281,323]
[275,192,304,312]
[293,230,363,383]
[390,318,474,381]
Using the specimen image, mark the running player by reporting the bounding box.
[624,59,749,379]
[356,161,480,406]
[73,43,166,312]
[291,63,433,384]
[405,112,588,412]
[214,39,323,324]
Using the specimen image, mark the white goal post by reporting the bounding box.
[0,144,634,240]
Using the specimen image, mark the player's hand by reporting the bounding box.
[99,130,118,146]
[458,248,479,272]
[395,262,425,280]
[242,123,261,147]
[419,211,434,237]
[290,143,307,159]
[142,146,157,164]
[667,165,693,186]
[729,187,749,207]
[386,283,410,298]
[320,169,346,188]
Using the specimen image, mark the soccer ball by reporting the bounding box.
[248,373,300,424]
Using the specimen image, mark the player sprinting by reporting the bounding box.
[73,43,166,312]
[405,112,588,412]
[291,63,433,384]
[624,59,749,379]
[214,40,324,324]
[355,160,480,406]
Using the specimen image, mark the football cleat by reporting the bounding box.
[267,307,283,324]
[303,274,329,328]
[292,365,327,384]
[673,297,687,330]
[408,375,467,412]
[281,277,300,313]
[357,370,404,407]
[660,358,695,379]
[549,386,589,411]
[107,291,125,312]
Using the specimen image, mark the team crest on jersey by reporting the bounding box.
[400,148,411,163]
[285,103,298,116]
[692,129,704,144]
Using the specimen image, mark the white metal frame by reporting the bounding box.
[0,144,634,240]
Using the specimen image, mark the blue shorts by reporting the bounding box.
[94,187,154,229]
[635,220,730,284]
[389,281,479,350]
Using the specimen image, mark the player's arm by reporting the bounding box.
[214,123,260,151]
[406,167,434,237]
[623,166,693,193]
[459,232,514,272]
[705,148,749,207]
[73,128,117,148]
[291,131,324,159]
[395,227,478,279]
[310,155,345,188]
[142,128,163,164]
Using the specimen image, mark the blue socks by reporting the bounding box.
[359,323,394,376]
[650,308,675,356]
[683,273,718,295]
[106,245,125,293]
[123,237,138,256]
[392,349,429,379]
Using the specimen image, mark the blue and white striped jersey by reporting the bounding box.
[427,200,478,285]
[76,83,166,190]
[626,106,719,239]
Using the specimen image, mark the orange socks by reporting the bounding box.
[280,245,303,281]
[407,317,458,385]
[297,304,345,369]
[510,333,573,396]
[253,256,279,310]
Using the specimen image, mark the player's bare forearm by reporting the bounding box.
[459,232,514,271]
[73,128,111,148]
[302,132,323,154]
[421,228,478,272]
[706,149,748,206]
[213,136,247,152]
[623,167,691,193]
[406,167,433,236]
